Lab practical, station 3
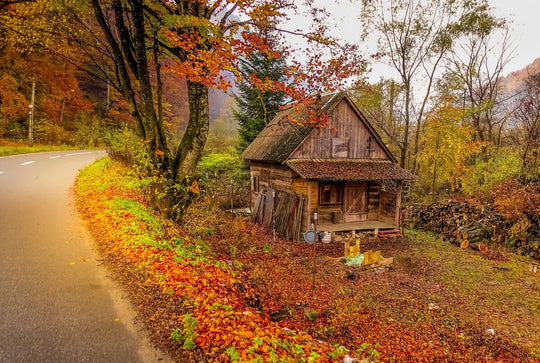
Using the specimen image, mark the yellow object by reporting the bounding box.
[363,250,372,265]
[344,240,361,258]
[350,240,360,257]
[362,250,382,266]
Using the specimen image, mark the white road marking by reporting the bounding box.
[20,161,35,166]
[49,156,61,159]
[97,150,107,153]
[0,171,4,175]
[66,152,92,157]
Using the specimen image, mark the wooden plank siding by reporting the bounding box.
[291,178,317,231]
[290,101,388,160]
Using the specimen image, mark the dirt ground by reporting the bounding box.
[197,209,540,362]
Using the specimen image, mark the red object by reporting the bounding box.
[378,229,402,238]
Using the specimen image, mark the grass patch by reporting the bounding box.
[0,144,81,156]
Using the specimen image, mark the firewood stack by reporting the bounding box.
[407,200,540,259]
[406,200,508,253]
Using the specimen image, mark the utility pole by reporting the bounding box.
[28,77,35,147]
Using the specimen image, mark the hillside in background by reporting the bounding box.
[500,57,540,94]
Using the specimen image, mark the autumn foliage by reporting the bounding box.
[76,158,344,362]
[75,158,539,362]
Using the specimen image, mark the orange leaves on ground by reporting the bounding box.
[75,161,341,362]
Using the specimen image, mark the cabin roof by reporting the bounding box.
[286,159,416,181]
[240,92,397,164]
[240,93,345,163]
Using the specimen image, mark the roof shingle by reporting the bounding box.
[286,159,416,181]
[240,93,344,163]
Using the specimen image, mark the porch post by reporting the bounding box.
[395,180,402,228]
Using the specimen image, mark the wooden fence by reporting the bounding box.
[251,189,305,241]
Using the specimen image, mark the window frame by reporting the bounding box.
[251,175,259,193]
[319,182,343,205]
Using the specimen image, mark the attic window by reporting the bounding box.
[332,138,349,158]
[319,183,343,205]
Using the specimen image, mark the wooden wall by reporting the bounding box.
[250,162,293,192]
[290,100,389,160]
[291,177,317,231]
[379,191,396,224]
[249,161,398,231]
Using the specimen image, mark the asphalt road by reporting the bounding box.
[0,150,169,362]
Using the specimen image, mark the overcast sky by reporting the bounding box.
[489,0,539,72]
[285,0,540,82]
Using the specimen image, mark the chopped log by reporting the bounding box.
[460,240,470,249]
[471,242,488,252]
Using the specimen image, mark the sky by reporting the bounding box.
[489,0,540,73]
[284,0,540,82]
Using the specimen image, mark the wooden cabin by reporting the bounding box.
[240,92,415,239]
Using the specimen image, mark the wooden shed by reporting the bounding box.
[240,92,415,239]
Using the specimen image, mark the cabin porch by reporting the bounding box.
[316,220,396,233]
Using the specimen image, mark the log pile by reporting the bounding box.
[406,200,506,253]
[407,200,540,259]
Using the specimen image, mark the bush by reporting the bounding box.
[492,178,540,248]
[462,146,522,196]
[34,119,75,145]
[0,117,27,141]
[196,152,249,209]
[103,127,141,165]
[75,117,109,147]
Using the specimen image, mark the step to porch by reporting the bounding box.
[377,229,402,238]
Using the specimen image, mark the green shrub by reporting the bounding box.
[196,152,249,209]
[103,127,141,165]
[34,119,75,145]
[462,146,521,196]
[75,117,109,147]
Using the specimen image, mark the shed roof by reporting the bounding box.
[286,159,416,181]
[240,93,345,163]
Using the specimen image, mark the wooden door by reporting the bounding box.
[344,181,367,222]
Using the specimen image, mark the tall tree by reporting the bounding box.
[234,37,287,151]
[50,0,363,223]
[416,98,484,195]
[509,72,540,181]
[360,0,460,169]
[360,0,505,172]
[442,3,512,145]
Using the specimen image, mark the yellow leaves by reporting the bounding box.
[417,99,485,192]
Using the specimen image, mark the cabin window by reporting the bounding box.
[332,138,349,158]
[251,175,259,192]
[319,183,343,205]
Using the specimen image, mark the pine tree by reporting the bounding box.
[234,46,287,151]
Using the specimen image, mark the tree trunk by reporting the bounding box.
[169,80,210,223]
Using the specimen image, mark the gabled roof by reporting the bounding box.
[287,159,416,181]
[240,93,346,163]
[240,92,396,164]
